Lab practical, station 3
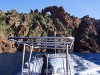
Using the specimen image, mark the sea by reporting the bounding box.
[0,52,30,75]
[0,52,100,75]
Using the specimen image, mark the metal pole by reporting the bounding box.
[28,45,34,75]
[63,42,66,75]
[54,28,57,56]
[63,56,66,75]
[21,44,26,75]
[66,44,69,75]
[46,54,48,75]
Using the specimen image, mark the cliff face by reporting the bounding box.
[0,6,100,53]
[74,16,100,53]
[0,33,16,53]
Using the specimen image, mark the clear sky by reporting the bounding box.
[0,0,100,19]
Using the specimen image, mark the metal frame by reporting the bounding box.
[8,36,74,75]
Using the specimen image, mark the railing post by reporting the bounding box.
[21,44,26,75]
[28,45,34,75]
[46,54,48,75]
[54,28,57,56]
[66,44,69,75]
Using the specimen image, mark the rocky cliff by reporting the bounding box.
[74,15,100,53]
[0,6,100,53]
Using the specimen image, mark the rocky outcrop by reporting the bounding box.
[74,16,100,53]
[0,6,100,53]
[15,14,29,36]
[6,10,19,26]
[42,6,74,28]
[0,33,16,53]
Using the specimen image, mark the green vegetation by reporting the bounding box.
[0,14,14,37]
[0,9,74,38]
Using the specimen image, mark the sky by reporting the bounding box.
[0,0,100,19]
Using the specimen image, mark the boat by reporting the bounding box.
[8,36,75,75]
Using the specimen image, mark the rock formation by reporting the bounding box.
[74,15,100,53]
[0,33,16,53]
[0,6,100,53]
[42,6,74,29]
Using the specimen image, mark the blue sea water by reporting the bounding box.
[0,52,30,75]
[0,52,100,75]
[0,52,48,75]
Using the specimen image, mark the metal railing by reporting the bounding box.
[8,36,74,75]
